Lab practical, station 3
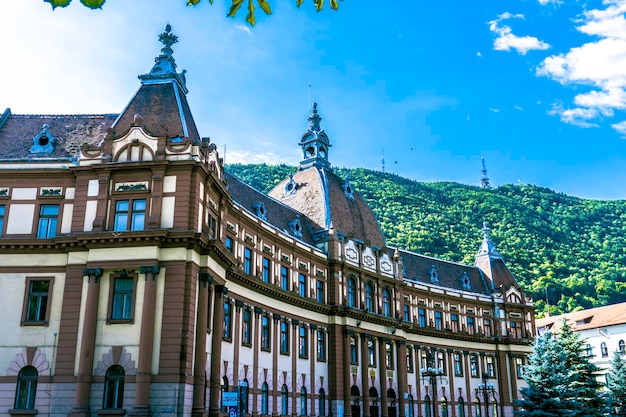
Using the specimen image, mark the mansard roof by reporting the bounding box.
[536,301,626,332]
[225,171,317,246]
[395,247,490,295]
[110,82,200,142]
[0,110,116,160]
[268,166,385,248]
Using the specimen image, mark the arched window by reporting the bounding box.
[407,394,414,417]
[424,395,431,417]
[241,379,249,414]
[457,397,465,417]
[319,388,326,417]
[14,366,38,410]
[441,397,448,417]
[601,342,609,358]
[474,399,481,417]
[365,282,374,312]
[586,344,593,357]
[382,287,391,317]
[281,384,289,415]
[619,340,625,354]
[300,387,307,416]
[348,277,357,307]
[490,399,498,417]
[261,382,269,415]
[221,376,229,413]
[103,365,125,409]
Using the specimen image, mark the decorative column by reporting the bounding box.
[342,330,352,417]
[148,168,165,228]
[91,172,110,232]
[193,273,213,417]
[396,342,406,417]
[360,335,370,417]
[379,339,388,417]
[69,268,103,417]
[130,265,160,417]
[252,307,262,417]
[208,286,226,417]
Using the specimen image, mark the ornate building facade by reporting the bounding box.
[0,26,534,417]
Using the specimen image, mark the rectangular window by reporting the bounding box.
[317,330,326,361]
[281,266,290,291]
[406,346,414,373]
[22,278,51,324]
[470,355,479,377]
[486,356,495,377]
[244,247,252,275]
[262,257,271,283]
[113,199,145,232]
[299,326,308,358]
[454,353,463,376]
[451,314,459,332]
[223,301,232,340]
[242,309,252,346]
[435,311,443,330]
[225,236,234,253]
[368,338,376,367]
[110,276,135,321]
[467,316,475,335]
[208,216,217,239]
[404,304,410,322]
[299,273,307,297]
[0,205,5,237]
[510,321,522,338]
[437,351,446,375]
[280,321,290,354]
[418,308,426,328]
[37,204,59,238]
[316,280,324,303]
[515,357,524,379]
[261,316,271,351]
[350,336,358,364]
[386,342,394,369]
[484,318,492,337]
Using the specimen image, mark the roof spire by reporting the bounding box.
[477,221,502,260]
[299,102,331,169]
[480,156,491,188]
[139,24,188,93]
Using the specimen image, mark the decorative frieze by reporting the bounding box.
[115,181,149,192]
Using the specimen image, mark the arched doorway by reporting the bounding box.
[387,388,397,417]
[351,386,361,417]
[369,387,379,417]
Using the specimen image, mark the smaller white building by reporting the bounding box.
[536,302,626,375]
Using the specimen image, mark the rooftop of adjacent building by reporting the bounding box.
[536,301,626,332]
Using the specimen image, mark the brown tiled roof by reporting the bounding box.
[475,256,519,291]
[268,166,385,248]
[0,112,116,160]
[395,247,490,295]
[112,82,200,142]
[536,302,626,332]
[225,171,317,246]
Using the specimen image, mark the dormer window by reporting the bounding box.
[284,175,297,197]
[288,215,303,238]
[460,272,471,290]
[253,202,267,221]
[342,180,354,200]
[30,124,56,154]
[429,265,439,284]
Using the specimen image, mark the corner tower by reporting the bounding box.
[268,104,385,248]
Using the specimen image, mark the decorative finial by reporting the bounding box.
[158,24,178,56]
[308,102,322,132]
[482,221,491,240]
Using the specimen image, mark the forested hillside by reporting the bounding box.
[226,164,626,317]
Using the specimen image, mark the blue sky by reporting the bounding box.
[3,0,626,200]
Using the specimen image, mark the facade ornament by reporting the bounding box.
[30,124,55,154]
[429,265,439,284]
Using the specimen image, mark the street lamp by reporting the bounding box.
[420,351,445,417]
[475,372,496,417]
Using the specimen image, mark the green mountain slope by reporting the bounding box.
[226,163,626,316]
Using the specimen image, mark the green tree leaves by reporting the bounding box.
[43,0,342,26]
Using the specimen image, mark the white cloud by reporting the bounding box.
[538,1,626,128]
[235,25,252,35]
[514,105,524,111]
[538,0,561,5]
[488,13,550,55]
[611,120,626,135]
[224,149,295,165]
[490,107,501,113]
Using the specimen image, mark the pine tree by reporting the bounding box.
[556,320,605,417]
[516,331,577,417]
[606,352,626,416]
